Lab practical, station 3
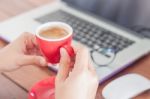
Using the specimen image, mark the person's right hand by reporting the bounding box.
[55,45,99,99]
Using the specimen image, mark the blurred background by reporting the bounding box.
[0,0,50,21]
[64,0,150,38]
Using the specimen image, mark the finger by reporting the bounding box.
[18,55,47,67]
[88,64,97,76]
[73,46,89,71]
[88,57,99,81]
[71,43,83,53]
[22,33,43,56]
[27,47,42,55]
[87,55,98,80]
[22,32,36,43]
[56,48,71,82]
[88,57,96,73]
[21,32,38,49]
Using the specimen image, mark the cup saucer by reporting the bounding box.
[28,76,55,99]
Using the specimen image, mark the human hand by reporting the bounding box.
[55,45,99,99]
[0,33,47,72]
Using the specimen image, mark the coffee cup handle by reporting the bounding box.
[62,45,75,67]
[62,45,75,58]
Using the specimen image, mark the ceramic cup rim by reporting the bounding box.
[36,22,73,41]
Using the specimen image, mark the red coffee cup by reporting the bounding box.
[36,22,75,65]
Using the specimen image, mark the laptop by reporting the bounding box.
[0,0,150,83]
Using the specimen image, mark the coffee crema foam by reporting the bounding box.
[39,27,69,39]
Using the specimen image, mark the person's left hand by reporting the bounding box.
[55,45,98,99]
[0,33,47,72]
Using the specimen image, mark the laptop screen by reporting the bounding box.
[63,0,150,37]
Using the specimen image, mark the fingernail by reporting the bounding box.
[60,48,66,56]
[40,58,46,66]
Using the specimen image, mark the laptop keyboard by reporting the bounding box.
[35,10,134,53]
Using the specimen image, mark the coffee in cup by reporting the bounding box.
[39,27,69,39]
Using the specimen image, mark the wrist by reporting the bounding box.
[0,48,7,72]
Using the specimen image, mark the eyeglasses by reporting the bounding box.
[90,47,117,67]
[91,26,150,66]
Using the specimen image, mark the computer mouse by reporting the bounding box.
[102,74,150,99]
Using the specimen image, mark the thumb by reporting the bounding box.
[56,48,70,82]
[18,55,47,66]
